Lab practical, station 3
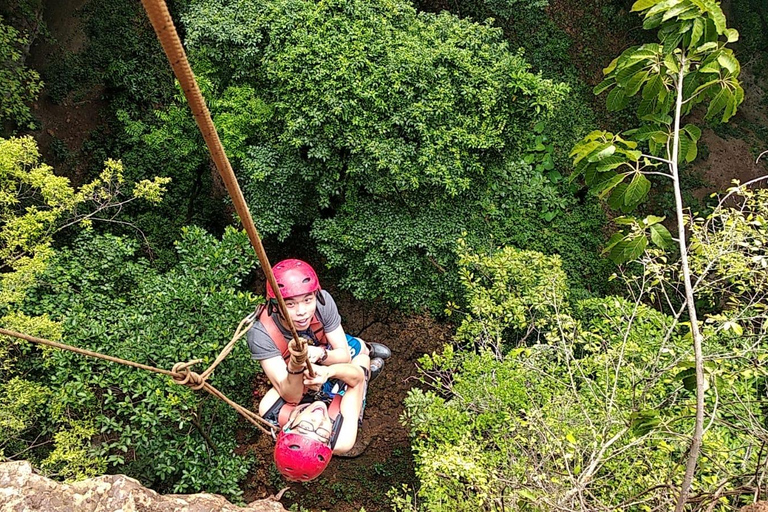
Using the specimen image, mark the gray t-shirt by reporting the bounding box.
[247,290,341,361]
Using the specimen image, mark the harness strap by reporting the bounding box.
[276,393,343,427]
[258,305,328,363]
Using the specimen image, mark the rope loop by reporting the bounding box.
[288,336,310,367]
[172,359,205,390]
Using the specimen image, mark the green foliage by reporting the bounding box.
[17,227,259,498]
[571,0,742,264]
[450,240,568,351]
[403,243,768,510]
[0,15,42,130]
[0,137,169,306]
[41,420,107,481]
[174,0,614,311]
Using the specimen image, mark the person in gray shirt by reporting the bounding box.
[247,259,390,406]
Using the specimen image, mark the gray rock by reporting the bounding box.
[0,461,286,512]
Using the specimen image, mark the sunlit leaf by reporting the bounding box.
[650,223,674,248]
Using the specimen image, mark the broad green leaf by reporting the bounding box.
[705,88,728,120]
[570,140,602,163]
[632,0,664,11]
[682,124,702,141]
[690,17,704,48]
[608,234,648,264]
[638,96,657,117]
[721,89,737,122]
[663,52,680,73]
[650,222,674,248]
[676,7,700,20]
[698,58,721,74]
[663,32,684,53]
[594,79,614,95]
[596,173,628,199]
[596,156,628,172]
[625,70,650,97]
[717,52,739,74]
[625,173,651,206]
[607,182,629,210]
[662,2,695,22]
[696,41,719,53]
[707,2,726,33]
[603,57,620,75]
[677,135,690,163]
[643,12,664,29]
[647,0,680,17]
[617,62,647,86]
[725,28,739,43]
[589,145,617,162]
[685,139,698,162]
[614,216,638,225]
[644,215,665,225]
[691,79,718,97]
[642,74,663,99]
[605,87,629,112]
[603,232,625,253]
[734,84,744,104]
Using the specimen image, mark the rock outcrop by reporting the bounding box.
[742,502,768,512]
[0,461,286,512]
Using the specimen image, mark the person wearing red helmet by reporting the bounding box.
[263,355,369,481]
[247,258,390,404]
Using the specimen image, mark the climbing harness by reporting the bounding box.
[256,303,329,363]
[0,0,318,440]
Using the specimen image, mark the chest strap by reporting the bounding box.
[257,304,327,363]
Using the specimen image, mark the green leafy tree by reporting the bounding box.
[569,1,743,506]
[0,16,42,130]
[400,234,768,510]
[173,0,614,310]
[14,227,259,497]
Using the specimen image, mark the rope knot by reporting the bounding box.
[172,360,205,390]
[288,336,310,367]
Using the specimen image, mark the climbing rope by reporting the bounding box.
[0,319,281,435]
[139,0,313,377]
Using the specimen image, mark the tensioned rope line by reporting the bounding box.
[139,0,314,377]
[0,320,279,436]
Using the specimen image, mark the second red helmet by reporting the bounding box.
[273,430,332,481]
[267,259,321,300]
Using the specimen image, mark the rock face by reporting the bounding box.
[0,461,286,512]
[742,503,768,512]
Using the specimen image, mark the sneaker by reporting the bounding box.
[366,342,392,360]
[369,357,385,382]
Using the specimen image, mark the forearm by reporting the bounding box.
[262,357,305,403]
[325,363,364,387]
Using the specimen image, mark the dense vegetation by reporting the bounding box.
[1,0,767,510]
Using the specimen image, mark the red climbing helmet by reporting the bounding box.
[273,430,332,481]
[267,259,321,300]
